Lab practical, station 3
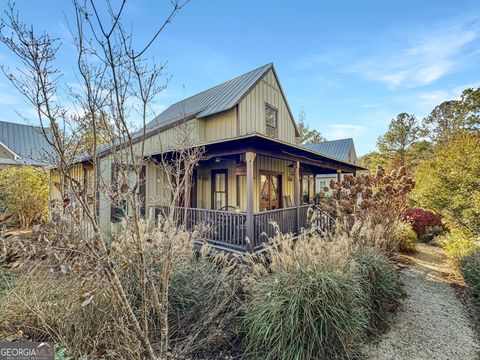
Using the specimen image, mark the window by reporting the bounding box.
[265,105,278,137]
[315,176,332,196]
[302,174,315,204]
[211,169,228,210]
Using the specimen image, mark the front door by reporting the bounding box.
[260,172,282,211]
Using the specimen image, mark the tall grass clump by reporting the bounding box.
[241,226,404,360]
[242,266,368,360]
[242,235,366,360]
[353,249,403,332]
[0,267,141,359]
[460,250,480,310]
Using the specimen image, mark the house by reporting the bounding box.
[302,138,358,195]
[0,120,54,169]
[53,63,365,252]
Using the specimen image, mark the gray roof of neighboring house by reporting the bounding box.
[145,63,298,135]
[302,138,356,163]
[0,120,54,166]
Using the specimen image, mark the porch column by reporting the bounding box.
[293,161,300,232]
[245,151,256,252]
[337,169,342,182]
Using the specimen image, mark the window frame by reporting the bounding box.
[211,168,228,210]
[264,103,278,138]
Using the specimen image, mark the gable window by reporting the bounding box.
[265,105,278,138]
[211,169,228,210]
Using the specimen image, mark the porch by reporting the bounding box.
[148,134,363,252]
[152,204,335,252]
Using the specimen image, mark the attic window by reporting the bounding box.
[265,105,278,138]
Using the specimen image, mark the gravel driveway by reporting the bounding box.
[365,244,480,360]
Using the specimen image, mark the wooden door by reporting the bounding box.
[259,172,282,211]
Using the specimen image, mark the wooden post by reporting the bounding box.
[245,152,256,252]
[337,169,342,182]
[293,161,300,234]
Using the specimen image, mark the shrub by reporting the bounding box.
[241,233,403,360]
[353,249,403,331]
[460,250,480,309]
[168,257,243,355]
[440,228,478,262]
[242,266,368,360]
[0,166,49,228]
[403,208,444,242]
[0,267,141,359]
[395,221,418,252]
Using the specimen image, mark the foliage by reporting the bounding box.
[0,267,142,359]
[395,221,418,252]
[0,166,49,228]
[242,261,368,360]
[377,113,421,167]
[168,257,243,354]
[460,250,480,309]
[296,110,326,144]
[241,233,402,360]
[358,151,388,172]
[423,88,480,143]
[403,208,444,242]
[412,131,480,235]
[321,167,414,227]
[353,249,403,331]
[439,228,478,263]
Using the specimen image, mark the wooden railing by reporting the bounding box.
[152,204,335,252]
[253,207,297,248]
[153,206,247,250]
[311,204,336,235]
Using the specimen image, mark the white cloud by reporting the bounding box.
[349,19,479,89]
[418,81,480,110]
[324,124,366,139]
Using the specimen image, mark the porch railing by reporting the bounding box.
[152,204,335,252]
[153,206,247,251]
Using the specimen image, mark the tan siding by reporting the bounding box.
[142,119,202,156]
[201,108,237,142]
[238,69,296,144]
[197,159,237,210]
[98,156,112,230]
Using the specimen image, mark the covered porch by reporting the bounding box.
[149,134,364,252]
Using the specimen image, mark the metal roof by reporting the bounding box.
[0,120,54,166]
[302,138,357,164]
[146,63,275,132]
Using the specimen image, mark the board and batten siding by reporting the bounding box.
[238,69,297,144]
[200,108,237,143]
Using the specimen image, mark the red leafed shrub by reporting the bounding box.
[403,208,444,241]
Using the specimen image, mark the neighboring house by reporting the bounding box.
[0,120,54,169]
[302,138,358,195]
[55,63,365,252]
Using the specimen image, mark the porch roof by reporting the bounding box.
[149,132,366,173]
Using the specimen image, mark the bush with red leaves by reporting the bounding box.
[403,208,444,242]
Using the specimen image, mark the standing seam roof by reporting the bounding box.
[145,63,274,132]
[302,138,356,163]
[0,120,54,165]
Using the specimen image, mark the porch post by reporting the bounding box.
[245,151,256,252]
[293,161,300,233]
[337,169,342,182]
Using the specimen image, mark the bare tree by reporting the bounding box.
[0,1,195,358]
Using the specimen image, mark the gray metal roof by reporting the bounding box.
[302,138,357,163]
[145,63,274,132]
[0,120,54,166]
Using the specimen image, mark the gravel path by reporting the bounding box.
[365,244,480,360]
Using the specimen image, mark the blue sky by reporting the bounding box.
[1,0,479,155]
